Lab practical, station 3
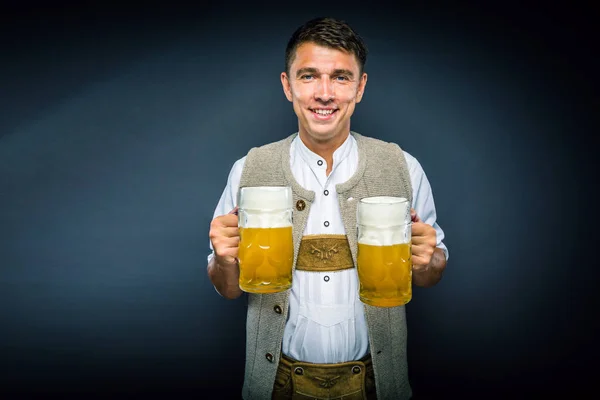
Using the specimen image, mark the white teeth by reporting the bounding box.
[314,109,334,115]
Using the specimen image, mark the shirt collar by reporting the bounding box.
[293,132,355,170]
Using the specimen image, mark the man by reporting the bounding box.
[208,17,448,400]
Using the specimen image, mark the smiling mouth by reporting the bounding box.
[310,108,338,117]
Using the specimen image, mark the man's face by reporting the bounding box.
[281,42,367,146]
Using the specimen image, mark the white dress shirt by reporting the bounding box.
[208,133,448,364]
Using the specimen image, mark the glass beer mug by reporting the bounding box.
[237,186,294,294]
[356,196,412,307]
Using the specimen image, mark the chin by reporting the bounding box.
[306,129,338,142]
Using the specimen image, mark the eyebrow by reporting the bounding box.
[295,67,355,79]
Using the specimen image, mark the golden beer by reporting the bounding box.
[356,196,412,307]
[357,242,412,307]
[238,226,294,293]
[237,186,294,293]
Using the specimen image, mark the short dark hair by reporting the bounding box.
[285,17,368,75]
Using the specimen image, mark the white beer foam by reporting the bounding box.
[242,211,292,229]
[358,226,410,246]
[238,186,293,211]
[357,196,411,246]
[238,186,293,229]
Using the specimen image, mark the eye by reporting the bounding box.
[300,74,314,80]
[334,75,349,81]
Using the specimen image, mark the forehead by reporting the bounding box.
[290,42,360,73]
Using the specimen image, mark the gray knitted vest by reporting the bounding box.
[239,131,413,400]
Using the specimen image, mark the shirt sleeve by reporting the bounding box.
[403,151,449,261]
[207,156,247,264]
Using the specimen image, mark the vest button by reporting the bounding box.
[352,366,361,374]
[265,353,274,362]
[296,200,306,211]
[274,305,282,314]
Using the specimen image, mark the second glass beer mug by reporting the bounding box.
[237,186,294,294]
[356,196,412,307]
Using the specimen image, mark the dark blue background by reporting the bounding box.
[1,2,597,398]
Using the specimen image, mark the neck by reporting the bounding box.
[298,130,350,172]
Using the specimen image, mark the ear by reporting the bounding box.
[355,72,368,103]
[281,72,293,102]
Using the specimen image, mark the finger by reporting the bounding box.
[411,245,435,264]
[217,226,241,238]
[213,213,239,228]
[216,252,239,266]
[209,224,240,244]
[212,234,240,250]
[410,208,421,223]
[411,253,432,267]
[210,232,240,256]
[411,222,435,237]
[411,233,437,248]
[214,239,240,259]
[216,246,239,259]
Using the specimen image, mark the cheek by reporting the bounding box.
[339,87,360,102]
[343,102,357,113]
[293,88,312,104]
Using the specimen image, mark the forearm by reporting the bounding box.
[207,256,243,299]
[412,247,447,288]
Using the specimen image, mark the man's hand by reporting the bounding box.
[410,209,437,269]
[208,207,243,299]
[209,207,240,267]
[410,209,446,287]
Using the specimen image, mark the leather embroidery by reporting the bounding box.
[296,235,354,272]
[315,375,341,388]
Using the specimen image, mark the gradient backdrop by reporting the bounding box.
[1,2,597,399]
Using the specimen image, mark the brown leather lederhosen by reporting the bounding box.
[272,352,376,400]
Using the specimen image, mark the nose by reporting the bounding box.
[315,77,335,102]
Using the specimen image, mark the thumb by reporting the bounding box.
[410,208,421,223]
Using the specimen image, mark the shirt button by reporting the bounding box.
[324,221,329,227]
[324,276,330,282]
[274,305,282,314]
[324,190,329,196]
[266,353,274,362]
[317,160,323,166]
